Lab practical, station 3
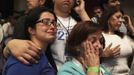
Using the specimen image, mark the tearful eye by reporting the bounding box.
[36,18,57,27]
[42,19,49,25]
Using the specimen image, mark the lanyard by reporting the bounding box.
[57,17,71,35]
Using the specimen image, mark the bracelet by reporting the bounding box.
[87,67,99,73]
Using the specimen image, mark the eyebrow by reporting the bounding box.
[37,18,56,22]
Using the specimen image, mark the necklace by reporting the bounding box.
[57,16,71,35]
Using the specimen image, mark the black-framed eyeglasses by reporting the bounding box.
[36,18,57,27]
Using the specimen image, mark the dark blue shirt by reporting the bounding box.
[3,53,55,75]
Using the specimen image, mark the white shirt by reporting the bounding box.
[50,16,77,69]
[102,33,134,75]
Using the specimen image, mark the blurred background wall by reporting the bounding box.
[121,0,134,22]
[0,0,134,23]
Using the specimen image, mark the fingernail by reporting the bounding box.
[38,48,41,50]
[35,60,38,63]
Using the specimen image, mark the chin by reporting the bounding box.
[47,38,55,43]
[48,36,56,42]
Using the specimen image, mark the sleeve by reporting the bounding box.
[5,57,39,75]
[57,65,75,75]
[5,64,39,75]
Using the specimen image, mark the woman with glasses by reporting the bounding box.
[2,7,57,75]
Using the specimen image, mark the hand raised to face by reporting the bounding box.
[79,40,100,69]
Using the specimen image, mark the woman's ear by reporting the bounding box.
[28,27,35,35]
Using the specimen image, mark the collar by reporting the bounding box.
[72,58,85,72]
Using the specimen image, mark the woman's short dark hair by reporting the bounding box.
[66,21,103,57]
[25,7,57,40]
[100,8,124,37]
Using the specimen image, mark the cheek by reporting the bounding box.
[93,39,102,47]
[93,42,98,49]
[37,26,48,32]
[109,18,118,26]
[112,19,121,27]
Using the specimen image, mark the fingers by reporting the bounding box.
[104,43,112,51]
[86,40,91,54]
[113,49,120,57]
[21,53,38,64]
[79,0,85,6]
[74,0,85,11]
[81,40,100,67]
[103,43,113,57]
[112,45,120,50]
[88,41,94,53]
[27,41,41,53]
[76,0,80,5]
[18,56,30,64]
[88,41,99,56]
[104,44,120,58]
[83,40,97,55]
[83,40,90,56]
[26,49,40,59]
[79,56,87,68]
[27,46,40,57]
[111,45,120,57]
[7,40,40,64]
[123,15,129,18]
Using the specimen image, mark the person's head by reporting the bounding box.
[53,0,76,14]
[66,21,104,58]
[101,8,124,32]
[25,7,57,46]
[27,0,46,10]
[93,6,103,17]
[101,0,121,10]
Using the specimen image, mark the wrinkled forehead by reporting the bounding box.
[39,12,55,20]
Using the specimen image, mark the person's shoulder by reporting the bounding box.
[58,61,85,75]
[58,61,75,71]
[59,61,74,69]
[58,62,75,75]
[5,56,21,70]
[17,15,27,22]
[123,35,134,43]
